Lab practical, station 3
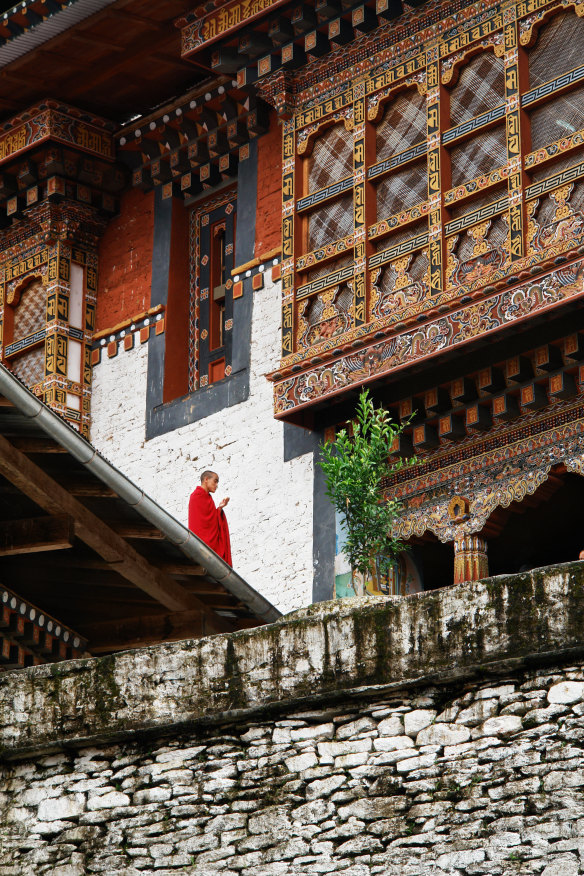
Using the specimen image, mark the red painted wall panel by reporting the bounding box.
[255,112,282,260]
[96,188,155,331]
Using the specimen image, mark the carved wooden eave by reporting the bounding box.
[177,0,430,111]
[0,100,125,227]
[116,80,269,200]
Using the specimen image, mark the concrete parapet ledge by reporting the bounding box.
[1,561,584,760]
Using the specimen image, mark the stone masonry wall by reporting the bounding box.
[2,664,584,876]
[2,565,584,874]
[90,268,314,615]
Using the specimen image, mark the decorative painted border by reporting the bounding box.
[269,0,584,412]
[272,259,584,414]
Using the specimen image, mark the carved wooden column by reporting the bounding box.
[453,535,489,585]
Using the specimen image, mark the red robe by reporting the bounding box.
[188,486,232,566]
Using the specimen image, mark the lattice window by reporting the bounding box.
[373,87,428,227]
[12,279,46,342]
[570,180,584,213]
[450,125,507,188]
[531,195,558,234]
[529,11,584,88]
[307,195,354,251]
[376,88,427,160]
[450,52,505,126]
[10,346,45,387]
[308,124,353,193]
[307,295,324,326]
[408,248,430,283]
[530,83,584,151]
[376,161,428,218]
[4,277,47,390]
[453,229,476,265]
[336,285,353,314]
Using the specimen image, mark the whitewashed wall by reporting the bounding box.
[90,270,314,615]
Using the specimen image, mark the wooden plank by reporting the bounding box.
[0,515,74,557]
[113,523,165,539]
[61,481,117,498]
[159,562,207,576]
[81,609,210,652]
[0,435,234,633]
[10,437,67,453]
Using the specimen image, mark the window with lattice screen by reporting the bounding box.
[303,124,354,251]
[308,124,353,193]
[5,277,47,389]
[376,88,427,159]
[529,11,584,88]
[374,88,428,221]
[528,12,584,151]
[450,52,505,126]
[448,51,506,188]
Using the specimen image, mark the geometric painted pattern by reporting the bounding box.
[10,345,45,388]
[450,124,507,187]
[306,253,353,284]
[308,124,353,193]
[376,88,427,160]
[528,11,584,88]
[12,279,46,341]
[450,51,505,126]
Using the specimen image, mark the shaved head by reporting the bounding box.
[200,470,218,483]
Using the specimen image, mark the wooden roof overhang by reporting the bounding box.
[177,0,431,87]
[0,363,280,669]
[0,0,205,124]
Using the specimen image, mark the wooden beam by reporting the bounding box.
[159,562,207,576]
[112,523,165,539]
[81,609,215,652]
[0,515,74,557]
[69,32,126,52]
[10,437,67,454]
[0,435,234,633]
[68,30,182,98]
[60,480,117,498]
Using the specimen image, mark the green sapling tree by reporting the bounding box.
[318,389,416,593]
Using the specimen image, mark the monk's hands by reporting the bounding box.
[218,496,230,510]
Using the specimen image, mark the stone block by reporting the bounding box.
[38,795,86,822]
[404,710,437,737]
[478,715,522,737]
[548,681,584,704]
[306,775,347,800]
[416,723,471,747]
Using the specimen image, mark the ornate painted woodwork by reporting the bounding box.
[374,325,584,550]
[0,103,123,437]
[0,583,86,672]
[260,0,584,424]
[189,188,237,390]
[117,82,268,202]
[453,535,489,584]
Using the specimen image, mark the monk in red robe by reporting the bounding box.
[188,470,232,565]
